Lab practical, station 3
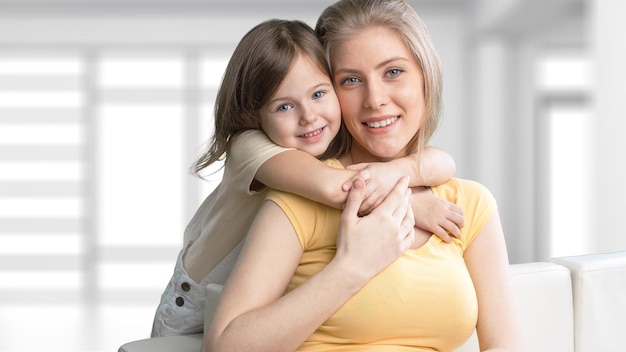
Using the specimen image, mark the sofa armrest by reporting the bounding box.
[456,261,574,352]
[510,262,574,352]
[551,250,626,352]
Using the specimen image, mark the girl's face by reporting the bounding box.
[259,55,341,157]
[331,26,425,163]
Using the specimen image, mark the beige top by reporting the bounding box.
[182,130,292,284]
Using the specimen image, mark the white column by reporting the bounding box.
[473,41,507,202]
[471,39,537,263]
[591,0,626,253]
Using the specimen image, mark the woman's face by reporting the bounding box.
[331,26,425,163]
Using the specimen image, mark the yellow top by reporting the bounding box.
[266,160,497,351]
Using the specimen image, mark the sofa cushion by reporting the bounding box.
[552,251,626,352]
[117,334,202,352]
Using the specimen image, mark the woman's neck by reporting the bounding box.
[339,143,396,166]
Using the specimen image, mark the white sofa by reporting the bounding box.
[119,251,626,352]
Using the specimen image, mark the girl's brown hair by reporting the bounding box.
[193,19,349,175]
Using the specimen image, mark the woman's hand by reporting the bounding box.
[335,176,415,281]
[411,187,464,242]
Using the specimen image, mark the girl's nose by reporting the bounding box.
[299,106,318,125]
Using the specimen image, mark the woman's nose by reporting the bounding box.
[363,81,388,110]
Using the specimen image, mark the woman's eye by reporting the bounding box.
[386,68,403,77]
[312,90,325,99]
[340,76,360,85]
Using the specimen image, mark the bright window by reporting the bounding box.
[0,51,228,304]
[549,105,592,257]
[535,51,592,258]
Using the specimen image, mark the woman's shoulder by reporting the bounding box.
[433,177,496,207]
[433,178,498,248]
[265,159,343,223]
[432,178,497,219]
[324,158,344,169]
[265,184,339,250]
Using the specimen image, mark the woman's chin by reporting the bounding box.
[370,141,407,157]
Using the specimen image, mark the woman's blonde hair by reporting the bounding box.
[316,0,443,159]
[193,19,349,174]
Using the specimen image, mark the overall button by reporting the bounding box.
[181,282,191,292]
[175,297,184,307]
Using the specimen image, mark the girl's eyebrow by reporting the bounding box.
[266,82,333,106]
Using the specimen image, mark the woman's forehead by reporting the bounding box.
[330,27,412,70]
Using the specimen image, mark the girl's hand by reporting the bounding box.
[342,162,400,216]
[411,187,464,242]
[335,176,415,280]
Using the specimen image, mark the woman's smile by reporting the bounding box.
[363,116,399,129]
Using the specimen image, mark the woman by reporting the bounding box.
[203,0,522,351]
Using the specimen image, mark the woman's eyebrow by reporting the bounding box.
[376,57,410,69]
[333,56,410,75]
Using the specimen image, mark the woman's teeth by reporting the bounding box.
[365,116,397,128]
[301,128,323,138]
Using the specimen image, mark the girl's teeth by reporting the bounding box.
[366,117,397,128]
[302,128,322,138]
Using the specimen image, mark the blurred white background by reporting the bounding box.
[0,0,625,351]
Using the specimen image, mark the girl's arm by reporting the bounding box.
[345,146,456,190]
[230,130,356,209]
[342,146,455,214]
[256,146,455,211]
[257,146,462,241]
[416,146,457,186]
[203,177,415,352]
[464,211,524,351]
[255,149,359,209]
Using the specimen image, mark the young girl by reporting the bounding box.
[151,18,463,337]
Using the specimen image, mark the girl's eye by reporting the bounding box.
[386,68,403,78]
[277,103,293,112]
[339,76,361,86]
[312,90,325,100]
